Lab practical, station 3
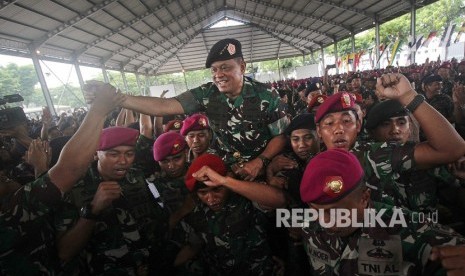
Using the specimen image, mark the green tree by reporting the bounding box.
[0,64,38,106]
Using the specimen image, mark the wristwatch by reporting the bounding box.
[405,94,425,113]
[80,203,99,220]
[258,155,271,167]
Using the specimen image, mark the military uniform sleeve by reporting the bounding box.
[174,90,203,115]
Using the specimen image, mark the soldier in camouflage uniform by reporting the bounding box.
[314,73,465,215]
[54,126,169,275]
[266,113,320,275]
[437,61,454,97]
[0,84,123,275]
[365,99,465,224]
[180,113,217,164]
[147,131,204,275]
[181,154,286,276]
[423,74,454,124]
[84,38,289,181]
[300,149,465,275]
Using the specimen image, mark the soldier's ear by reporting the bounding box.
[93,152,99,161]
[360,187,371,207]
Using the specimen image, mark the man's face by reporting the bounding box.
[306,90,322,105]
[196,186,230,212]
[352,78,361,90]
[346,82,353,91]
[425,81,442,95]
[185,129,211,156]
[310,187,369,237]
[96,145,136,181]
[158,151,187,178]
[372,116,410,144]
[290,129,319,161]
[317,111,361,150]
[210,58,245,97]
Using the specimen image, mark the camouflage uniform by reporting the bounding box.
[176,77,288,164]
[55,164,169,275]
[272,151,313,275]
[183,193,276,275]
[302,201,465,275]
[0,173,62,275]
[441,79,453,97]
[351,141,439,213]
[133,134,159,177]
[426,93,454,121]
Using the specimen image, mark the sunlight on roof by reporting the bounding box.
[211,18,244,29]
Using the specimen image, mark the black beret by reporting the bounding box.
[365,100,409,129]
[284,113,316,135]
[205,39,243,68]
[305,82,321,96]
[422,74,442,85]
[297,83,306,92]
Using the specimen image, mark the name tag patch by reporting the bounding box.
[358,235,402,275]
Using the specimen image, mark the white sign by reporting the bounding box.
[149,84,177,97]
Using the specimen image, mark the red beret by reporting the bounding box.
[300,149,364,204]
[439,62,452,70]
[185,154,227,191]
[351,92,363,104]
[314,92,356,123]
[98,127,139,151]
[164,119,183,133]
[153,132,187,161]
[307,94,327,110]
[180,114,210,136]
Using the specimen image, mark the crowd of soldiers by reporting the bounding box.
[2,38,465,275]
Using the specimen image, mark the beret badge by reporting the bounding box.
[324,176,343,196]
[227,43,236,55]
[172,141,181,153]
[174,122,181,129]
[198,118,207,127]
[341,93,352,108]
[317,97,325,103]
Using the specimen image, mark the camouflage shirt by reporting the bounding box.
[146,173,189,215]
[176,77,288,163]
[351,141,436,212]
[0,173,62,276]
[352,138,454,214]
[183,193,275,276]
[55,164,169,275]
[426,93,454,122]
[303,201,465,276]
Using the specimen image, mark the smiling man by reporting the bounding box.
[84,39,288,181]
[315,73,465,211]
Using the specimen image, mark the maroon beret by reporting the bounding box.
[98,127,139,151]
[164,119,183,133]
[180,114,210,136]
[300,149,364,204]
[439,62,452,70]
[351,92,363,104]
[314,92,356,123]
[185,154,227,191]
[153,132,187,161]
[307,94,327,111]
